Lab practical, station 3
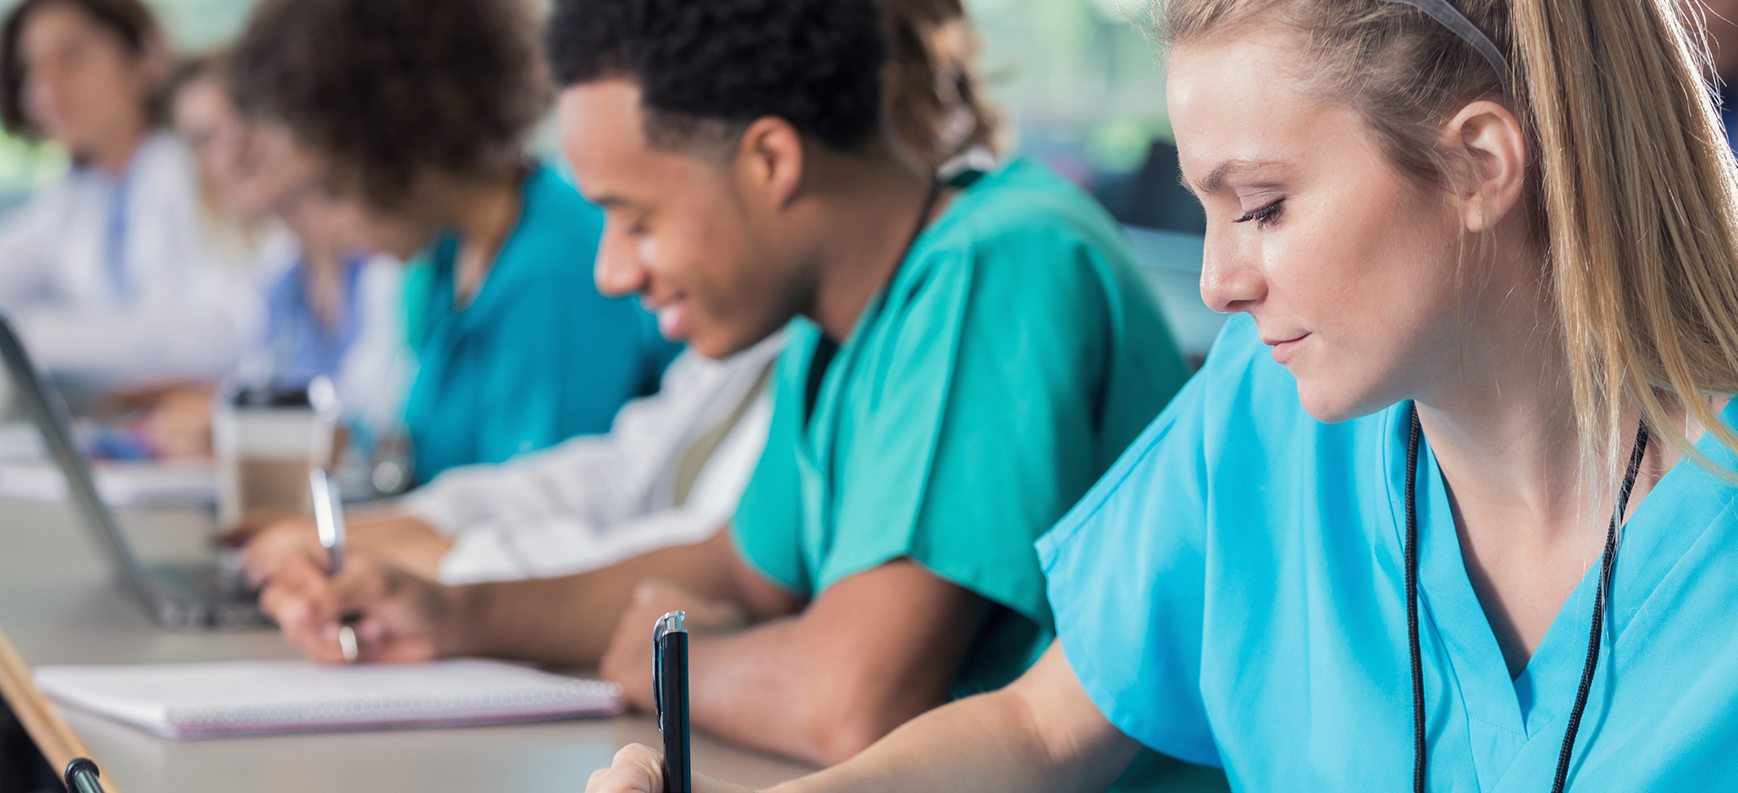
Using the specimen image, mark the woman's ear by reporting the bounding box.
[1445,99,1529,233]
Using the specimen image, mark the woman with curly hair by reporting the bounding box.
[229,0,680,482]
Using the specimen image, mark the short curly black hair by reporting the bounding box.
[229,0,548,209]
[546,0,886,153]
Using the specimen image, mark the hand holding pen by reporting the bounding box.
[309,468,360,663]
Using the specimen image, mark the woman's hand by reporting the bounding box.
[585,744,755,793]
[224,511,324,587]
[257,551,463,663]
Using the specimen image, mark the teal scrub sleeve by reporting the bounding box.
[819,232,1118,630]
[1036,318,1268,769]
[472,312,566,461]
[731,336,812,594]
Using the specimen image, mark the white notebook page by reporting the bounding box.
[35,658,623,738]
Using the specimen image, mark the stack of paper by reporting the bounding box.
[35,659,624,738]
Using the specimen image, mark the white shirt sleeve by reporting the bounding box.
[0,178,74,304]
[0,133,261,381]
[437,395,771,583]
[398,333,784,583]
[335,255,411,434]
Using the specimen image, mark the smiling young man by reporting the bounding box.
[255,0,1191,773]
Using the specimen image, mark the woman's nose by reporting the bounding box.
[1198,234,1266,314]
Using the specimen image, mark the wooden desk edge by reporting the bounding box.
[0,625,122,793]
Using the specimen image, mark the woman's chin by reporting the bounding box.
[1294,380,1390,426]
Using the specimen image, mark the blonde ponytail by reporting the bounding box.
[1512,0,1738,478]
[1166,0,1738,481]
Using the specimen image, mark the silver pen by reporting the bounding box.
[309,468,359,663]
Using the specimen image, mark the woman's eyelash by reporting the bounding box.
[1234,199,1284,225]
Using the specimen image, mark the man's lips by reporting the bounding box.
[642,294,688,338]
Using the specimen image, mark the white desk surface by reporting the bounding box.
[0,499,815,792]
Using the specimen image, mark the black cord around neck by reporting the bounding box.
[1406,408,1649,793]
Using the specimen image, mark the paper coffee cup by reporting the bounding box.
[213,378,340,525]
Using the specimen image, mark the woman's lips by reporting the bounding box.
[1265,333,1308,364]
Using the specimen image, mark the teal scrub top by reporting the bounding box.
[404,166,680,481]
[732,157,1192,699]
[1039,312,1738,791]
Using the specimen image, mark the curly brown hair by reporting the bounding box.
[882,0,1003,172]
[0,0,165,139]
[229,0,549,210]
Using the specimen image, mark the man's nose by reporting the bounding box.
[594,229,647,298]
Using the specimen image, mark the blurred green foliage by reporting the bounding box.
[967,0,1171,175]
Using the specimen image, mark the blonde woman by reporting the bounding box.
[587,0,1738,790]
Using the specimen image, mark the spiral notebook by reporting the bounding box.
[34,659,625,739]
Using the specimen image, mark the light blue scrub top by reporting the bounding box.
[1038,313,1738,791]
[257,255,366,387]
[404,166,680,481]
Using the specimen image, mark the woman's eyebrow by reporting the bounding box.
[1188,158,1284,196]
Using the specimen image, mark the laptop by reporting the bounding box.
[0,315,267,630]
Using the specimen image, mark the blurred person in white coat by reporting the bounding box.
[0,0,257,385]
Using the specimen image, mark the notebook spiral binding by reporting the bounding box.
[166,680,623,727]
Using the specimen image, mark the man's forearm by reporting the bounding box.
[451,531,745,664]
[681,571,990,765]
[685,618,852,763]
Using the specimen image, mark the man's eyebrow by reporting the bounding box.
[1188,159,1284,195]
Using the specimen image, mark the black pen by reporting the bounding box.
[654,611,691,793]
[309,468,359,663]
[64,758,107,793]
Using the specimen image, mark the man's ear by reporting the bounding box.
[735,116,806,211]
[1445,99,1528,233]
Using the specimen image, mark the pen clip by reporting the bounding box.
[653,610,684,734]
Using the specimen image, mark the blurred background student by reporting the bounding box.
[230,0,1011,586]
[0,0,258,391]
[129,52,408,460]
[225,0,679,485]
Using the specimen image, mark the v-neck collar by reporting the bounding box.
[796,172,977,452]
[428,167,542,324]
[1385,399,1738,785]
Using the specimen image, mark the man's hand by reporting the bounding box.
[585,744,755,793]
[258,551,463,663]
[600,580,747,711]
